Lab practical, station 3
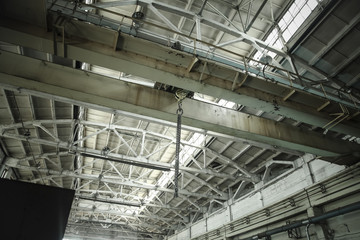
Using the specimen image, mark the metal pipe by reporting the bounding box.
[240,201,360,240]
[78,152,171,171]
[77,196,141,208]
[188,0,207,37]
[306,224,311,240]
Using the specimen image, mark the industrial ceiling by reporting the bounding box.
[0,0,359,239]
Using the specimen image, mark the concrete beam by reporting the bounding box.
[0,20,359,138]
[0,51,359,157]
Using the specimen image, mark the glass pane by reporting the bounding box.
[279,19,286,31]
[274,39,282,49]
[268,51,276,58]
[256,0,318,59]
[283,12,293,25]
[295,0,306,9]
[308,0,318,10]
[283,29,292,42]
[301,4,312,18]
[288,4,299,16]
[294,13,305,27]
[288,21,298,35]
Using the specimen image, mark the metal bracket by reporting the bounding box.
[286,221,302,239]
[265,209,271,217]
[283,89,296,101]
[320,184,327,193]
[323,104,349,132]
[289,198,296,207]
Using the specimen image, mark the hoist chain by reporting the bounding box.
[174,90,187,197]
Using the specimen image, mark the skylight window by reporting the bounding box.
[279,0,318,42]
[252,0,320,63]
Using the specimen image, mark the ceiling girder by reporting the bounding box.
[0,20,359,138]
[42,0,360,112]
[0,51,359,157]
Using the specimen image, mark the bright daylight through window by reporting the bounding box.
[253,0,320,61]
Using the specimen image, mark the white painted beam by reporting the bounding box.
[1,131,239,183]
[72,206,186,223]
[6,162,227,200]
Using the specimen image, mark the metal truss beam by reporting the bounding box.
[72,206,186,223]
[206,148,259,181]
[67,218,165,233]
[65,234,155,240]
[78,120,298,157]
[79,0,286,57]
[76,193,199,213]
[4,159,227,200]
[81,120,201,150]
[67,222,163,236]
[184,171,227,197]
[0,52,359,157]
[65,223,163,239]
[80,0,138,11]
[0,128,240,183]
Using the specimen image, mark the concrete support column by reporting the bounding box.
[300,154,316,185]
